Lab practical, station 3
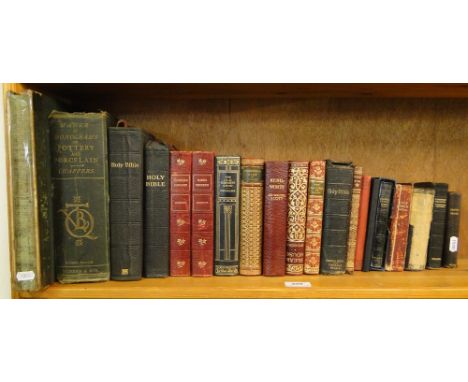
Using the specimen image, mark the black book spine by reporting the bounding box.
[320,161,354,275]
[442,192,461,268]
[404,225,414,270]
[144,140,170,277]
[109,127,149,280]
[426,183,449,269]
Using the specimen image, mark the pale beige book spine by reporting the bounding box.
[407,184,435,271]
[346,166,362,274]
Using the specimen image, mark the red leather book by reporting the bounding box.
[354,175,371,271]
[385,183,412,271]
[170,151,192,276]
[263,161,289,276]
[191,152,214,276]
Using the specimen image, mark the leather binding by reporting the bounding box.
[354,175,371,271]
[406,183,435,271]
[239,159,264,276]
[304,160,326,275]
[192,151,215,277]
[49,111,115,283]
[362,178,395,272]
[263,161,289,276]
[286,162,309,275]
[385,183,413,271]
[346,166,362,274]
[320,160,354,275]
[215,156,241,275]
[170,151,192,276]
[442,192,461,268]
[6,90,59,291]
[144,139,170,277]
[426,183,449,269]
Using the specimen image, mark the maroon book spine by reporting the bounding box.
[263,161,289,276]
[191,152,215,276]
[354,175,371,271]
[170,151,192,276]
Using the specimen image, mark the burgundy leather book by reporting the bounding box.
[263,161,289,276]
[354,175,371,271]
[191,152,215,276]
[170,151,192,276]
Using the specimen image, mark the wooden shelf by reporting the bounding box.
[17,258,468,299]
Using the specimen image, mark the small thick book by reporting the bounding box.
[442,192,461,268]
[215,156,241,276]
[426,183,449,269]
[108,124,150,281]
[354,175,371,271]
[346,166,362,274]
[192,151,215,277]
[170,151,192,276]
[6,90,59,291]
[49,111,115,283]
[304,160,326,275]
[144,139,170,277]
[239,159,264,276]
[406,183,435,271]
[385,183,412,271]
[362,178,395,272]
[320,160,354,275]
[286,161,309,275]
[263,161,289,276]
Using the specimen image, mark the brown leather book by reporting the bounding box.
[346,166,362,274]
[170,151,192,276]
[354,175,371,271]
[240,159,264,275]
[286,161,309,275]
[263,161,289,276]
[191,152,215,276]
[304,161,326,275]
[385,183,412,271]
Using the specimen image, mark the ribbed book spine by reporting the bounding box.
[426,183,449,269]
[263,161,289,276]
[191,152,215,277]
[320,161,354,275]
[239,159,264,276]
[170,151,192,276]
[406,183,435,271]
[49,111,113,283]
[215,156,241,276]
[385,184,412,271]
[286,162,309,275]
[354,175,371,271]
[144,140,170,277]
[304,161,325,275]
[442,192,461,268]
[346,166,362,274]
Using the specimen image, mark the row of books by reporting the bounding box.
[6,90,462,292]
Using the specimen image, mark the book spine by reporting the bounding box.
[263,161,289,276]
[346,166,362,273]
[426,183,449,269]
[144,141,170,277]
[385,184,412,271]
[170,151,192,276]
[407,184,435,271]
[239,159,264,276]
[215,156,241,276]
[304,161,326,275]
[49,111,112,283]
[354,175,371,271]
[108,127,148,280]
[191,152,215,277]
[320,161,354,275]
[442,192,461,268]
[286,161,309,275]
[404,225,414,270]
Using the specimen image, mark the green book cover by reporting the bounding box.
[49,111,115,283]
